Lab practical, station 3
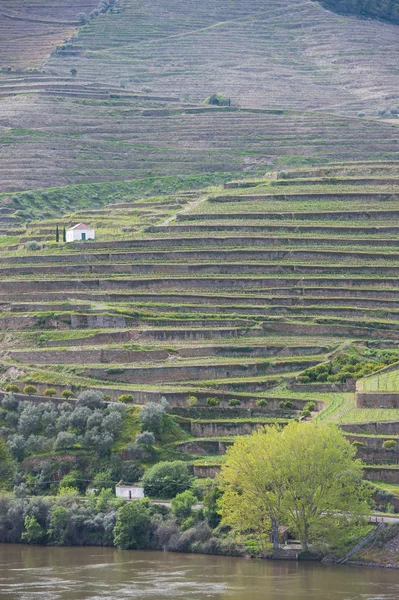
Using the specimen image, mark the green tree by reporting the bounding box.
[219,426,287,552]
[44,388,57,397]
[55,226,59,242]
[23,385,37,396]
[22,515,45,544]
[171,490,197,521]
[62,390,74,399]
[63,227,66,242]
[113,499,151,549]
[219,422,370,553]
[47,505,70,545]
[142,461,193,499]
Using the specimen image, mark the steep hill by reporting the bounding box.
[41,0,399,114]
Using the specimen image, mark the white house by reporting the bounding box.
[66,223,95,242]
[115,481,144,500]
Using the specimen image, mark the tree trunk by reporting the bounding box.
[271,519,280,551]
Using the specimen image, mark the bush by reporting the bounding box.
[138,399,169,434]
[23,385,37,396]
[228,399,241,407]
[2,393,19,411]
[352,441,366,448]
[256,399,268,407]
[76,12,87,23]
[304,401,316,412]
[118,394,134,403]
[206,397,220,407]
[382,440,397,451]
[77,390,105,410]
[44,388,57,398]
[187,395,198,407]
[142,461,193,499]
[54,432,77,451]
[113,499,151,550]
[25,240,40,251]
[204,93,231,106]
[61,390,74,399]
[135,431,155,447]
[5,384,19,393]
[171,490,197,521]
[301,409,311,419]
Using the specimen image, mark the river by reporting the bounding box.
[0,544,399,599]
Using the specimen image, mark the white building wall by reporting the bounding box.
[65,229,95,242]
[115,485,145,500]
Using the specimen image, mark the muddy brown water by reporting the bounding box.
[0,544,399,599]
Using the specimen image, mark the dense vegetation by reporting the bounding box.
[0,422,372,559]
[319,0,399,25]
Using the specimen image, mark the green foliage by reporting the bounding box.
[142,461,193,499]
[171,490,197,521]
[113,499,151,549]
[47,505,69,545]
[23,385,37,396]
[187,396,198,407]
[5,384,20,393]
[382,440,397,451]
[61,390,74,399]
[21,516,45,544]
[219,422,370,552]
[206,397,220,407]
[118,394,134,403]
[256,399,268,407]
[228,399,241,407]
[205,94,231,106]
[44,388,57,397]
[138,399,169,435]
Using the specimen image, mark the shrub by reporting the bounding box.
[206,397,220,407]
[142,461,193,499]
[228,399,241,407]
[383,440,397,451]
[304,401,316,412]
[171,490,197,521]
[187,395,198,407]
[118,394,134,403]
[277,170,288,179]
[301,409,311,419]
[25,240,40,251]
[138,399,169,434]
[297,376,311,383]
[204,93,231,106]
[77,390,105,409]
[54,432,77,451]
[113,500,151,550]
[61,390,74,399]
[352,441,366,448]
[23,385,37,396]
[135,431,155,447]
[279,400,293,409]
[76,12,87,23]
[44,388,57,398]
[7,434,26,461]
[5,384,19,393]
[256,399,268,407]
[2,393,19,411]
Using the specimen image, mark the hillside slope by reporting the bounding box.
[42,0,399,115]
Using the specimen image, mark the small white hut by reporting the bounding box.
[115,481,144,500]
[66,223,95,242]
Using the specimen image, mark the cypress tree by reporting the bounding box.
[63,227,66,242]
[56,226,59,242]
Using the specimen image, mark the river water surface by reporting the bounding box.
[0,544,399,599]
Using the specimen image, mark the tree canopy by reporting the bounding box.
[218,422,371,552]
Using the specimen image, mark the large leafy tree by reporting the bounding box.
[113,499,151,549]
[219,422,370,553]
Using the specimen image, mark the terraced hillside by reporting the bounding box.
[41,0,399,115]
[0,1,398,194]
[0,0,98,69]
[2,163,399,486]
